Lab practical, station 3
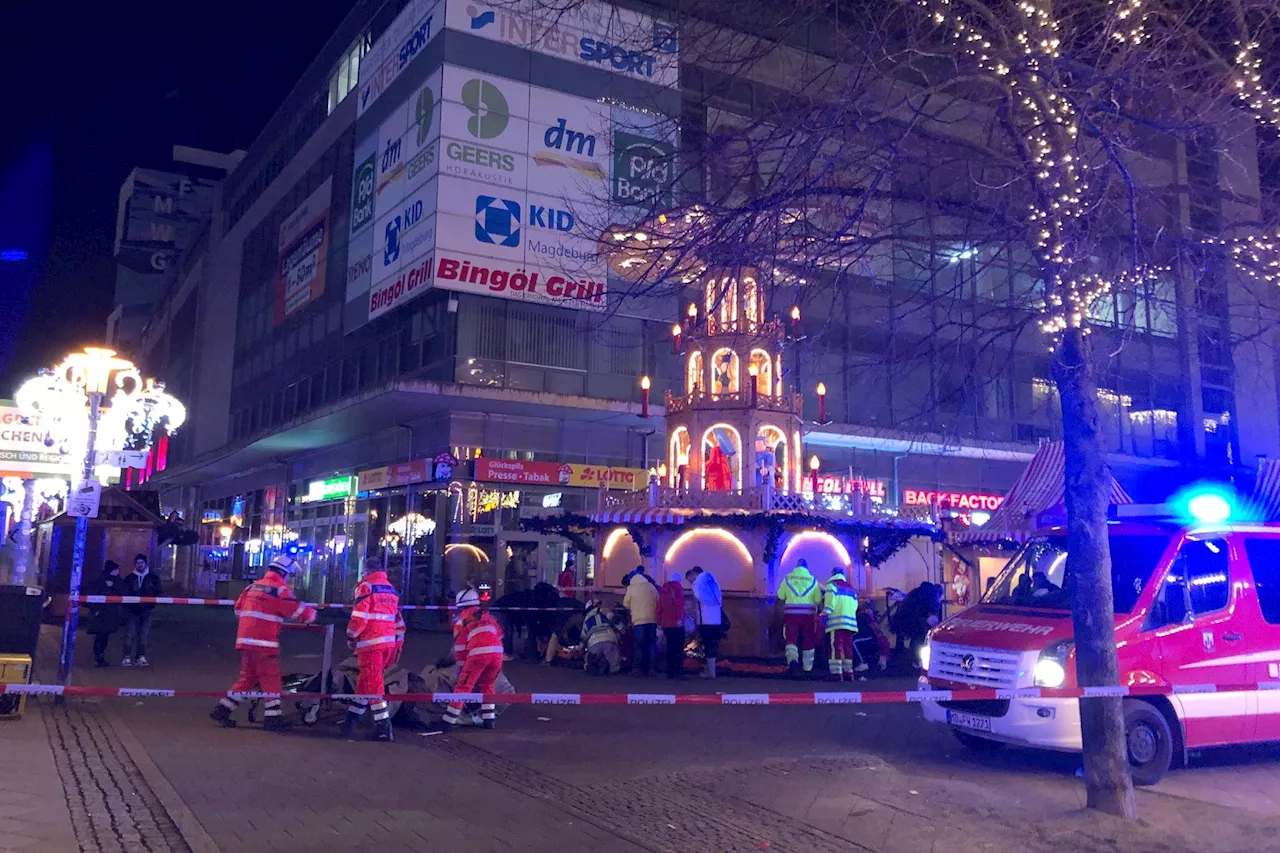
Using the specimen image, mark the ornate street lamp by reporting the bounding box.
[15,347,185,686]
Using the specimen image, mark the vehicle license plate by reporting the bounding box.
[947,710,993,732]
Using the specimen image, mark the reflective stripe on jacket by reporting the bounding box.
[776,567,821,615]
[234,573,316,651]
[454,608,505,664]
[348,572,401,650]
[823,578,859,633]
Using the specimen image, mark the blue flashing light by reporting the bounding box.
[1169,482,1241,526]
[0,249,29,262]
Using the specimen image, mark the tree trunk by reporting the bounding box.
[1052,328,1138,819]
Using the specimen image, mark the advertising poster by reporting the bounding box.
[444,0,678,88]
[357,0,444,116]
[274,177,333,325]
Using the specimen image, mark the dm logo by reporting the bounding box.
[466,4,496,29]
[475,195,520,248]
[384,217,402,265]
[461,78,509,140]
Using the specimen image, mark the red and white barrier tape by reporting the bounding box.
[74,595,573,612]
[5,682,1269,704]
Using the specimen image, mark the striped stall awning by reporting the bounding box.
[955,441,1134,544]
[589,509,690,525]
[1253,459,1280,521]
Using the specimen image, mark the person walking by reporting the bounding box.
[686,566,723,679]
[657,571,687,679]
[210,554,317,731]
[823,567,859,681]
[775,558,822,677]
[441,588,504,730]
[622,566,659,675]
[87,560,127,667]
[121,554,161,667]
[340,561,402,741]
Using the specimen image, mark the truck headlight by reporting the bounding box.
[1032,658,1066,688]
[1033,640,1073,687]
[918,641,931,671]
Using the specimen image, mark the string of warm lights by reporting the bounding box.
[1203,229,1280,287]
[1234,41,1280,133]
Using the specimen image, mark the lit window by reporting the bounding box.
[326,32,371,115]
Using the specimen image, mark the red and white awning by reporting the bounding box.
[589,509,690,525]
[1253,459,1280,521]
[955,441,1133,544]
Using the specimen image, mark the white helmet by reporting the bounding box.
[455,588,481,608]
[268,554,297,576]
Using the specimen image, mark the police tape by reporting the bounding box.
[4,682,1268,705]
[74,595,574,612]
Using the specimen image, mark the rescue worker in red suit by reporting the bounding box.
[210,554,317,730]
[441,588,504,730]
[340,564,403,741]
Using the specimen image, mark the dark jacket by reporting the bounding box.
[87,569,127,635]
[125,570,162,615]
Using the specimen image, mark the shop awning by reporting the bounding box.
[1253,459,1280,520]
[954,441,1133,544]
[589,509,690,525]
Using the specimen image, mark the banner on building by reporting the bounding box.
[274,178,333,325]
[444,0,679,88]
[357,0,444,116]
[474,458,648,489]
[0,403,72,478]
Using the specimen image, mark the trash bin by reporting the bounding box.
[0,585,45,662]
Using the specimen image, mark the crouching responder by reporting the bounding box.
[340,562,402,742]
[582,597,622,675]
[441,588,505,730]
[776,558,822,677]
[823,567,859,681]
[210,554,317,730]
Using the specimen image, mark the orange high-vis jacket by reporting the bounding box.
[347,571,402,650]
[233,573,316,652]
[454,608,504,666]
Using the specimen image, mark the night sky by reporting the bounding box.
[0,1,354,392]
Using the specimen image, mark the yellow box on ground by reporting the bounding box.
[0,653,32,719]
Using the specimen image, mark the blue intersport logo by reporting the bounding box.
[467,4,496,29]
[475,195,520,247]
[579,37,656,77]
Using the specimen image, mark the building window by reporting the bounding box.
[327,32,371,115]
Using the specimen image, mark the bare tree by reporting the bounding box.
[523,0,1280,817]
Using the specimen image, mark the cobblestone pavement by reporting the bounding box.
[41,703,191,853]
[25,608,1280,852]
[0,703,78,853]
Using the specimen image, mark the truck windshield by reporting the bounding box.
[984,533,1171,613]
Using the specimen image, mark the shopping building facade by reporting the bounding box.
[133,0,1279,605]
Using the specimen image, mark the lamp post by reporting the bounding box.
[15,347,185,686]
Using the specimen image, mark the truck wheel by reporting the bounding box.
[1123,699,1173,786]
[953,729,1006,752]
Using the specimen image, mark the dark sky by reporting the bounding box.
[0,1,355,392]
